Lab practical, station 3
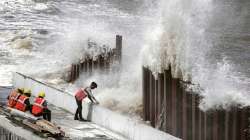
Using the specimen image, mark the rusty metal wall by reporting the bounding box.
[68,35,122,82]
[142,66,250,140]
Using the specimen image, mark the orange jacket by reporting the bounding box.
[7,90,20,108]
[32,97,46,116]
[15,95,28,112]
[75,88,87,101]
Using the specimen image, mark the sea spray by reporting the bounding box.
[142,0,250,110]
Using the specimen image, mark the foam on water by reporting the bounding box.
[0,0,154,116]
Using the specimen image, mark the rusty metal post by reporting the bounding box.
[165,68,172,133]
[191,94,196,140]
[157,73,164,130]
[236,108,247,140]
[104,57,110,74]
[172,78,177,136]
[217,110,226,140]
[232,108,238,140]
[239,108,248,140]
[200,111,205,140]
[93,59,98,70]
[212,111,218,140]
[204,112,207,140]
[100,56,105,72]
[70,64,75,82]
[194,95,200,140]
[163,70,168,132]
[176,80,183,138]
[149,72,156,127]
[80,61,84,72]
[116,35,122,63]
[83,60,87,72]
[186,92,193,140]
[155,78,158,127]
[182,89,187,140]
[76,64,80,79]
[225,110,230,140]
[143,67,150,121]
[148,70,152,123]
[88,59,93,75]
[206,112,213,140]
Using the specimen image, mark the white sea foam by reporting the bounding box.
[142,0,250,110]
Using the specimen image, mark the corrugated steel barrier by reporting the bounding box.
[68,35,122,82]
[142,66,250,140]
[0,126,25,140]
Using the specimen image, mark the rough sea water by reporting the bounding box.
[0,0,156,117]
[0,0,249,116]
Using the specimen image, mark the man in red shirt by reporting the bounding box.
[74,82,99,121]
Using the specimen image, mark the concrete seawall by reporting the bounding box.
[0,115,45,140]
[13,72,180,140]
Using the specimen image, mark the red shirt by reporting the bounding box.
[75,88,87,101]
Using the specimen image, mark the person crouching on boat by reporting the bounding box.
[15,89,32,112]
[32,92,51,122]
[7,88,24,108]
[74,82,99,121]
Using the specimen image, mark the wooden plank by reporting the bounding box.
[22,119,43,132]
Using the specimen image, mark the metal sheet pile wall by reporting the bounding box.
[142,67,250,140]
[0,126,25,140]
[68,35,122,82]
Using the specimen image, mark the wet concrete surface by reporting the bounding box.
[0,87,127,140]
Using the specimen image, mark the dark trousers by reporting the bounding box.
[43,108,51,122]
[74,97,83,120]
[36,108,51,121]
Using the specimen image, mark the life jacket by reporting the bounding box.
[75,88,87,101]
[15,95,28,112]
[7,90,20,108]
[32,97,46,116]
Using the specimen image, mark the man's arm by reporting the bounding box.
[85,88,99,104]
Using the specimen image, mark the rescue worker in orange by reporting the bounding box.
[7,88,24,108]
[74,82,99,121]
[32,92,51,121]
[15,89,32,112]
